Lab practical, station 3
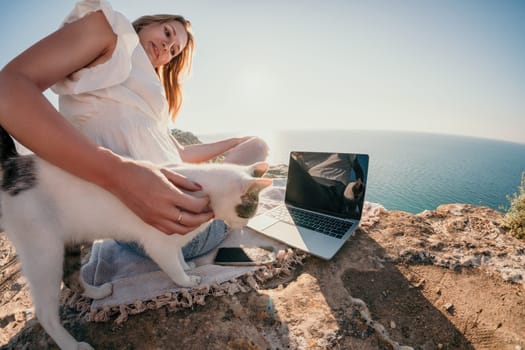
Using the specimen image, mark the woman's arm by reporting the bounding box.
[0,11,213,234]
[178,136,252,163]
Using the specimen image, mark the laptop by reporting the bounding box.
[248,151,369,260]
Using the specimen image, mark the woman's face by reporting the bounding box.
[138,20,189,68]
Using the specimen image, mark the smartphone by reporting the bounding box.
[214,247,276,266]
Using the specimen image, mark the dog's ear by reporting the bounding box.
[242,178,272,195]
[249,162,269,178]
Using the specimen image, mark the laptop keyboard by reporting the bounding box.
[267,206,354,239]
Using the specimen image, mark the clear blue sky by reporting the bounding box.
[1,0,524,144]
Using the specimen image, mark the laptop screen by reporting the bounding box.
[284,151,369,220]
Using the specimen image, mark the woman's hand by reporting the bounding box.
[108,160,214,235]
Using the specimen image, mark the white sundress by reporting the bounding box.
[51,0,182,164]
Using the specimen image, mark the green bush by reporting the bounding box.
[503,172,525,239]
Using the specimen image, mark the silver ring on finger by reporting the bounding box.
[177,211,183,224]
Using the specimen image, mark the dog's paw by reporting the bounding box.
[82,282,112,300]
[186,275,201,287]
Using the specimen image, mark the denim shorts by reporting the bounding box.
[116,220,228,260]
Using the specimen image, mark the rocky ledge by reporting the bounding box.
[1,201,524,350]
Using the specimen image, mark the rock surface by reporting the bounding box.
[1,131,524,349]
[1,201,524,350]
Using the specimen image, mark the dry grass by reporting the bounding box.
[503,172,525,240]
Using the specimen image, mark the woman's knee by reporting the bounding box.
[244,136,269,161]
[225,136,269,165]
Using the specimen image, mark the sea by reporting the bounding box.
[200,130,525,214]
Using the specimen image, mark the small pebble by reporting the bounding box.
[443,303,454,313]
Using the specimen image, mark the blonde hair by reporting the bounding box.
[132,14,194,121]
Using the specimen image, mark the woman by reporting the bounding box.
[0,0,268,258]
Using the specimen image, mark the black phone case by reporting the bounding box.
[214,247,275,266]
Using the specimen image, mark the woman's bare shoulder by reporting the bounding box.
[64,10,118,69]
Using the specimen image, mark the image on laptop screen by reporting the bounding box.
[284,152,369,220]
